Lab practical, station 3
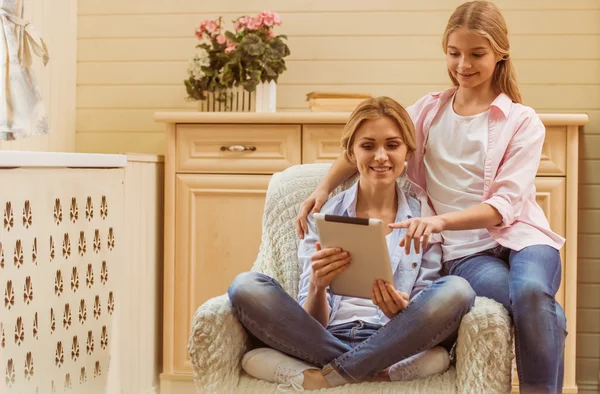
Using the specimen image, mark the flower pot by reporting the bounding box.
[197,82,276,113]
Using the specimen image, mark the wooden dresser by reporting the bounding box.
[154,112,587,394]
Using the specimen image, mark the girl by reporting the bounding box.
[296,2,566,393]
[229,97,475,391]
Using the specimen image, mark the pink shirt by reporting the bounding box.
[406,87,565,252]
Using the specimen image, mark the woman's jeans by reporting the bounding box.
[228,272,475,386]
[443,244,566,394]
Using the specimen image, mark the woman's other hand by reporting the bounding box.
[372,280,410,319]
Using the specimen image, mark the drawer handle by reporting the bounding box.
[220,145,257,152]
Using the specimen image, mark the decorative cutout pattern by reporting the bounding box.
[86,197,94,221]
[14,317,24,346]
[54,199,63,224]
[23,276,34,304]
[2,190,119,393]
[107,228,115,251]
[32,237,38,265]
[4,201,14,231]
[24,352,34,380]
[71,336,80,361]
[33,312,38,339]
[107,292,114,315]
[5,280,14,309]
[71,267,79,292]
[93,296,101,320]
[80,367,87,384]
[100,196,108,219]
[70,198,78,223]
[79,299,87,324]
[50,235,55,261]
[62,233,71,259]
[55,270,63,296]
[22,200,32,229]
[86,264,94,289]
[13,240,23,269]
[63,304,72,329]
[100,326,108,350]
[78,232,87,256]
[86,331,94,355]
[50,308,56,333]
[55,342,64,367]
[101,261,108,285]
[64,372,72,390]
[6,359,15,387]
[93,230,101,254]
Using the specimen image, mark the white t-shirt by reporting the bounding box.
[423,95,499,262]
[329,233,394,326]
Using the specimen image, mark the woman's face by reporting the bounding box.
[350,116,408,187]
[446,27,501,90]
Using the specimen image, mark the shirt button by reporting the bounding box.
[412,262,418,269]
[484,179,491,186]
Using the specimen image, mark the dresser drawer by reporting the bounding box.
[176,124,301,173]
[302,124,344,163]
[537,127,567,176]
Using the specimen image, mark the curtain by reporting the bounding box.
[0,0,49,141]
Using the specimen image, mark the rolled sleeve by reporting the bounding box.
[483,112,545,229]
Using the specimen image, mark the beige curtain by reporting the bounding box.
[0,0,49,141]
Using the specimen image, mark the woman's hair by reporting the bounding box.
[442,0,522,103]
[340,96,416,163]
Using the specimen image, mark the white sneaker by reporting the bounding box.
[388,346,450,381]
[242,347,320,392]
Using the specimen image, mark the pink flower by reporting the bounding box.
[235,16,248,31]
[246,16,262,30]
[216,34,226,44]
[268,30,275,38]
[198,19,220,37]
[224,41,238,54]
[194,28,203,40]
[260,10,282,27]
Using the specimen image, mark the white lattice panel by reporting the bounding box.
[0,168,124,394]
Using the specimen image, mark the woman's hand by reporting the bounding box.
[296,187,330,239]
[309,242,351,291]
[372,280,409,319]
[389,216,446,255]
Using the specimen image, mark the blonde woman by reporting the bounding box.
[296,2,566,393]
[229,97,475,391]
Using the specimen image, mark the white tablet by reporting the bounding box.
[313,213,394,299]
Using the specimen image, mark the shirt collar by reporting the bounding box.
[341,180,413,222]
[438,86,512,118]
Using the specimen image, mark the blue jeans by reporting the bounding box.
[228,272,475,386]
[443,245,567,394]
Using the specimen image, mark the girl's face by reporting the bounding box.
[446,28,502,90]
[350,117,408,188]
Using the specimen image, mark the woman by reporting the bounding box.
[228,97,475,391]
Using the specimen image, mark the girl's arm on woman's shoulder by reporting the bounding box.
[296,154,357,238]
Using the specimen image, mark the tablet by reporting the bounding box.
[313,213,394,299]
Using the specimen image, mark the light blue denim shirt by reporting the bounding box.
[297,180,443,326]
